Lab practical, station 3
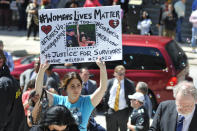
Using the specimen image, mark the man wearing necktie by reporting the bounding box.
[80,68,97,116]
[149,81,197,131]
[103,65,135,131]
[80,67,97,95]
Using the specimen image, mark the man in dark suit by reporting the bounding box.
[80,67,97,95]
[103,65,135,131]
[149,81,197,131]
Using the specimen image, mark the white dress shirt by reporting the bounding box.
[108,79,128,110]
[189,10,197,28]
[137,19,152,35]
[178,106,196,131]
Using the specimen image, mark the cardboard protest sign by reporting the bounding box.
[39,5,122,64]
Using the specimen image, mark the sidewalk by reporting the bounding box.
[0,30,197,65]
[179,44,197,66]
[0,30,40,56]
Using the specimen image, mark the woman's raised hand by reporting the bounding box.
[96,57,106,70]
[39,61,50,72]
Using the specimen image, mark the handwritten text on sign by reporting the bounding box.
[39,6,122,64]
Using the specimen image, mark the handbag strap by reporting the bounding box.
[40,88,47,101]
[31,88,48,125]
[40,88,49,113]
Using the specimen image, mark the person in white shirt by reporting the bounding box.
[137,11,152,35]
[103,65,135,131]
[189,9,197,53]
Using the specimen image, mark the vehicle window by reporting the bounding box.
[66,46,166,70]
[123,46,166,70]
[21,55,37,65]
[106,60,123,69]
[165,41,188,70]
[79,46,166,70]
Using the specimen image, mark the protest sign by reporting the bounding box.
[39,5,122,64]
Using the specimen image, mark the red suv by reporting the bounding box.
[11,34,190,110]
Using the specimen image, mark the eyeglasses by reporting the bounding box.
[176,104,194,109]
[116,72,125,76]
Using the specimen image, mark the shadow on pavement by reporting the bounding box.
[0,29,27,37]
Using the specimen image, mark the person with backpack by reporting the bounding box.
[137,11,152,35]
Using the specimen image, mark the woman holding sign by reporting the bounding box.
[77,25,96,47]
[34,58,107,131]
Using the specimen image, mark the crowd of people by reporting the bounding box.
[0,48,197,131]
[1,0,197,131]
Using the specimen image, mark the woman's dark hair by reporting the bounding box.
[46,65,53,71]
[61,72,82,90]
[26,79,36,90]
[0,49,10,77]
[140,11,150,21]
[80,34,87,42]
[28,90,36,107]
[0,49,6,63]
[40,105,78,130]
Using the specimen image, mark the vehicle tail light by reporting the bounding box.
[166,77,178,90]
[14,60,21,66]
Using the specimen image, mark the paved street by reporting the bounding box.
[0,30,39,55]
[0,29,197,129]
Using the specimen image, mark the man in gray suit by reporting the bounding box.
[20,58,47,93]
[79,67,97,95]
